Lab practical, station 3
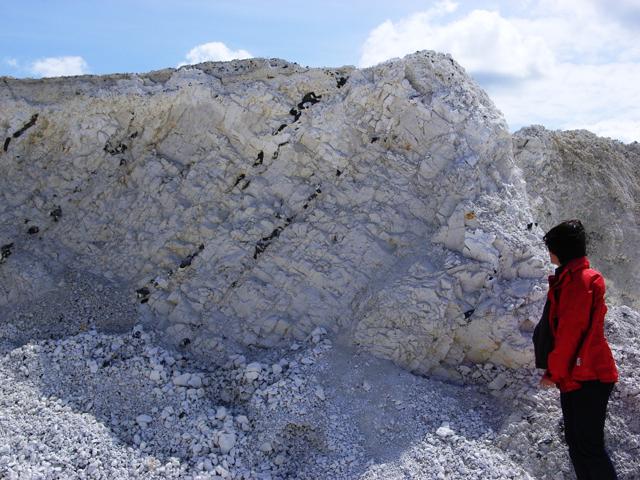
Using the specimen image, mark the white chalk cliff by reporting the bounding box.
[1,51,636,377]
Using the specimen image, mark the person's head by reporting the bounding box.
[543,219,587,266]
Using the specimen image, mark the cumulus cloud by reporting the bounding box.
[29,56,89,77]
[360,3,553,80]
[5,58,18,68]
[573,119,640,144]
[179,42,253,67]
[489,62,640,142]
[539,0,640,28]
[359,0,640,143]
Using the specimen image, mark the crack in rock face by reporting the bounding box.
[1,50,634,379]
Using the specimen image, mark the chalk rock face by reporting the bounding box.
[513,126,640,310]
[0,51,549,373]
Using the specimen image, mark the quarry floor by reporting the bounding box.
[1,269,639,480]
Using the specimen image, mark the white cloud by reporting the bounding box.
[360,4,553,79]
[573,119,640,144]
[179,42,253,67]
[358,1,640,143]
[5,58,18,68]
[488,62,640,142]
[29,56,89,77]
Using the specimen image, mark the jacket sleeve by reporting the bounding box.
[546,275,595,383]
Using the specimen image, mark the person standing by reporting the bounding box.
[537,219,618,480]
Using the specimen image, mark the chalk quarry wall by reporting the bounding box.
[3,51,633,376]
[513,126,640,310]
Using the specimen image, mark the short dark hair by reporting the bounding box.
[543,219,587,265]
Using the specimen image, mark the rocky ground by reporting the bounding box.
[1,270,638,480]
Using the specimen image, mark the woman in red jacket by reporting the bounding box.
[539,219,618,480]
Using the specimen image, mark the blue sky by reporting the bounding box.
[2,0,639,142]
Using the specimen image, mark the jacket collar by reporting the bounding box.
[548,256,590,285]
[563,256,590,273]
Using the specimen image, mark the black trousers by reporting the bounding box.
[560,380,617,480]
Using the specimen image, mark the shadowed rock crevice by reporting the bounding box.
[12,113,39,139]
[3,113,39,152]
[253,217,293,260]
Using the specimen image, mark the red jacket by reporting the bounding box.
[544,256,618,392]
